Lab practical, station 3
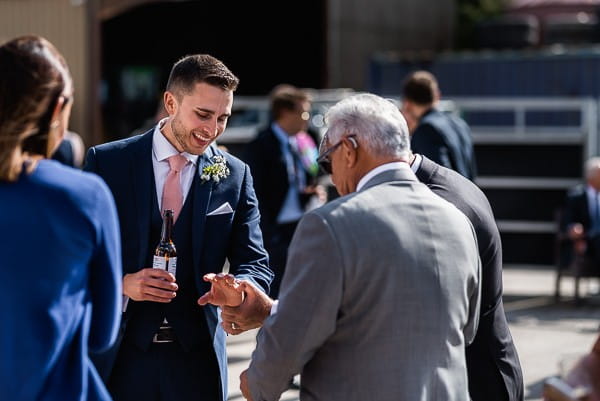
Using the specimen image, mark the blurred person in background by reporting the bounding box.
[245,84,325,298]
[561,157,600,270]
[0,35,122,400]
[402,70,477,181]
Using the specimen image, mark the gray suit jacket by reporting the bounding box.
[247,167,481,401]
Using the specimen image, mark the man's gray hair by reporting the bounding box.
[323,93,410,159]
[585,157,600,179]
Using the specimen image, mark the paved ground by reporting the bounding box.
[226,266,600,401]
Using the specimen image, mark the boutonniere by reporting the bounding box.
[201,155,230,183]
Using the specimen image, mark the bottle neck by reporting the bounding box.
[160,212,174,242]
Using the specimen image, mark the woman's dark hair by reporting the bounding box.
[0,35,72,181]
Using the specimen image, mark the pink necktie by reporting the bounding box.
[162,154,188,223]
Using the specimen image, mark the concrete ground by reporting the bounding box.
[226,266,600,401]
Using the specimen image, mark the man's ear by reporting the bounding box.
[344,137,358,168]
[164,91,178,116]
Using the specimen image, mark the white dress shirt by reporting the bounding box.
[410,153,423,174]
[152,119,199,210]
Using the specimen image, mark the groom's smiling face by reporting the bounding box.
[164,82,233,155]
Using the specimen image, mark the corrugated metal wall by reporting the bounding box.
[368,48,600,97]
[0,0,90,146]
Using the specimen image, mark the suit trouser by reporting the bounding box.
[108,337,221,401]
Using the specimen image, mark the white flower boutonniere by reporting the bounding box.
[201,155,230,183]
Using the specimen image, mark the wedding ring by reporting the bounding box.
[231,322,237,330]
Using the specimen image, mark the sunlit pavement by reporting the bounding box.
[226,266,600,401]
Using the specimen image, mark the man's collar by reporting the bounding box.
[356,161,411,192]
[271,122,293,145]
[409,153,422,173]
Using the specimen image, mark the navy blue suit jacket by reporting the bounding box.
[84,130,272,400]
[416,155,523,401]
[411,108,477,180]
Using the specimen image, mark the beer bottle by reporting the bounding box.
[153,209,177,277]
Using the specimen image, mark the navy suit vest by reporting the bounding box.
[124,177,210,352]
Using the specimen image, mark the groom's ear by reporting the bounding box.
[164,91,178,116]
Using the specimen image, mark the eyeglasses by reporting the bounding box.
[317,134,357,174]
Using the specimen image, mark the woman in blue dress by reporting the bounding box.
[0,35,122,401]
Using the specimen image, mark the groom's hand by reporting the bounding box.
[197,273,245,307]
[123,268,178,302]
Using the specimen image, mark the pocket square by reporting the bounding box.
[207,202,234,216]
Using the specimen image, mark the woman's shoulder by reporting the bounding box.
[34,160,112,206]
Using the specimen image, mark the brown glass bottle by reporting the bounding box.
[153,209,177,276]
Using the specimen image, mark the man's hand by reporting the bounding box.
[568,223,588,255]
[568,223,586,240]
[221,280,274,335]
[123,268,178,302]
[197,273,245,307]
[240,370,253,401]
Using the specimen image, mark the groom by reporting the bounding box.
[85,54,273,401]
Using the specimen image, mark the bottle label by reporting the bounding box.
[153,256,177,277]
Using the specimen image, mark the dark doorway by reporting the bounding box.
[101,0,327,142]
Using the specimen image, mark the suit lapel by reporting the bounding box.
[131,132,155,268]
[192,146,215,272]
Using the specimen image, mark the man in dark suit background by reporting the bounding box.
[411,152,523,401]
[245,84,323,298]
[402,70,477,180]
[561,157,600,269]
[85,54,273,401]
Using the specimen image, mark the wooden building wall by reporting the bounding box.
[0,0,92,146]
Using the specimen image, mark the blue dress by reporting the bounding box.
[0,160,122,401]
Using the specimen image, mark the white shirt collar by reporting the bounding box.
[410,153,422,173]
[271,122,293,146]
[152,118,199,165]
[356,161,411,192]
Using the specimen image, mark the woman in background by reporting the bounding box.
[0,35,122,401]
